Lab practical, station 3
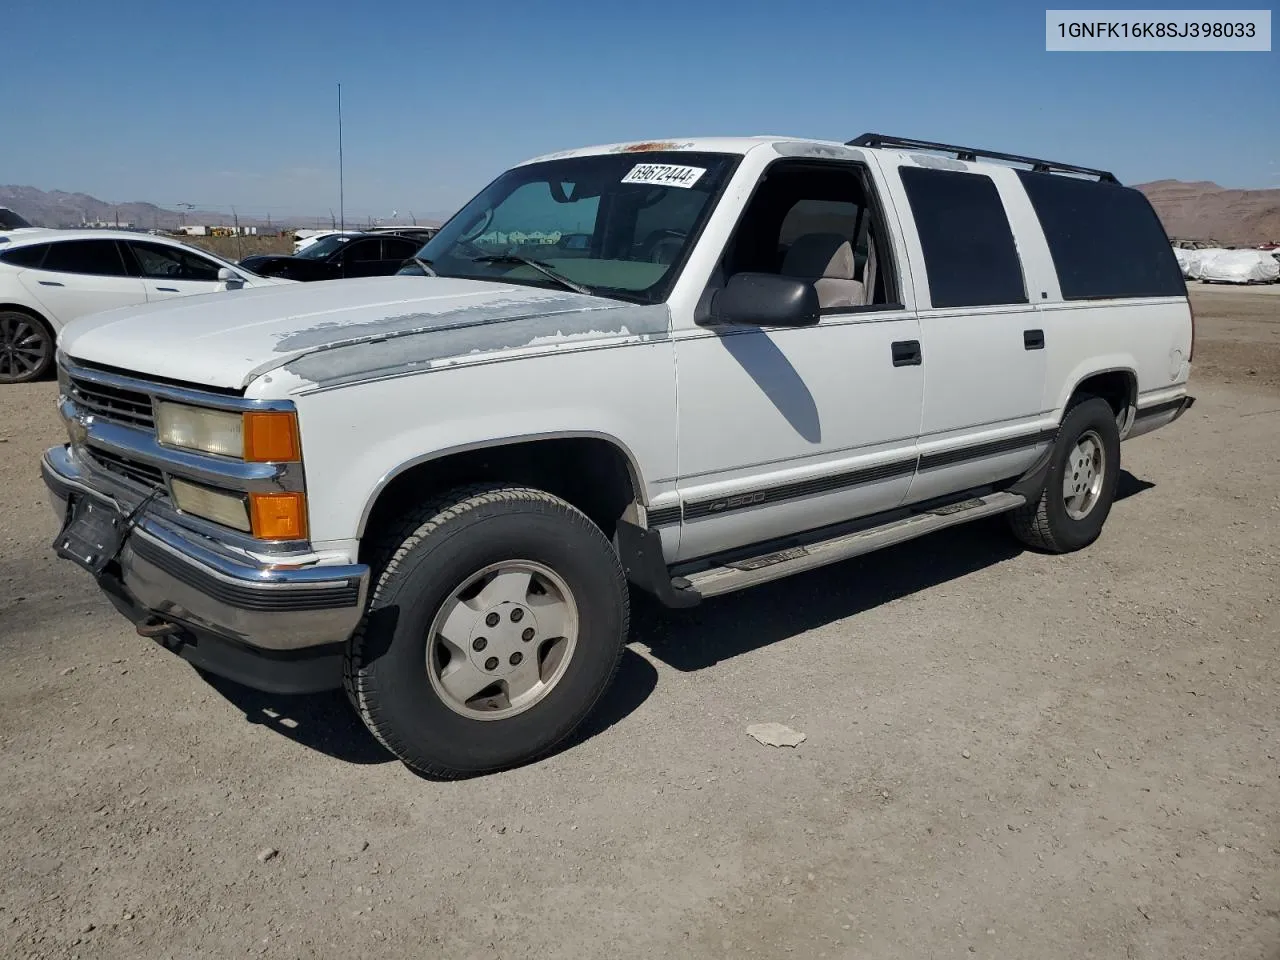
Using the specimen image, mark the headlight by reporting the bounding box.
[156,402,300,462]
[156,402,243,458]
[169,480,308,540]
[170,478,251,532]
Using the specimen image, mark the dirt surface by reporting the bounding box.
[1,287,1277,960]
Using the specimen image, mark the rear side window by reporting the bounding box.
[0,244,49,268]
[382,237,419,259]
[40,240,130,277]
[899,167,1027,308]
[1016,171,1184,300]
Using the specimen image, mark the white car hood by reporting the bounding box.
[58,276,669,391]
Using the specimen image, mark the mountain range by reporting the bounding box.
[4,180,1278,244]
[0,185,446,232]
[1135,180,1280,245]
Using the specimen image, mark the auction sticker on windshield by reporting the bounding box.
[621,164,706,188]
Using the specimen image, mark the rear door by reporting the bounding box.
[380,236,420,272]
[17,239,147,325]
[336,238,387,278]
[124,240,237,302]
[879,161,1051,504]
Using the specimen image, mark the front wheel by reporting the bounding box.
[0,311,54,384]
[345,484,629,778]
[1009,396,1121,553]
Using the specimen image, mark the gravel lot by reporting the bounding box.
[1,285,1277,960]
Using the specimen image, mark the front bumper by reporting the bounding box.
[42,444,369,693]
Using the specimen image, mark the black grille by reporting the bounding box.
[86,447,166,489]
[68,376,154,429]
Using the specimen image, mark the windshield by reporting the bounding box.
[295,235,352,259]
[403,151,740,302]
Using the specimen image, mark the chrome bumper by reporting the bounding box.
[43,444,369,653]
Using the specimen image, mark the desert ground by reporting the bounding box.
[1,284,1277,960]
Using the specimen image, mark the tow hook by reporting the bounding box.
[136,617,180,639]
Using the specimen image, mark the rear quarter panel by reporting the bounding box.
[1038,296,1192,419]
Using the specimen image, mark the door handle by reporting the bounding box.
[1023,329,1045,350]
[891,340,922,367]
[38,280,65,287]
[155,286,179,292]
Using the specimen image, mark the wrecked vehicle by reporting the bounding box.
[43,134,1195,777]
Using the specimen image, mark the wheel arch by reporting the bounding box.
[1058,363,1138,433]
[0,301,55,331]
[0,301,58,381]
[357,431,648,548]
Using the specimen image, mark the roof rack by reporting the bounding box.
[847,133,1120,184]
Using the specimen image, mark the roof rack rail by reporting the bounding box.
[847,133,1120,184]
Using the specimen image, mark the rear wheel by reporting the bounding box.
[345,484,628,778]
[0,310,54,384]
[1009,396,1121,553]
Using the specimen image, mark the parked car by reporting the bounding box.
[0,207,36,231]
[292,230,360,255]
[365,226,439,244]
[0,230,291,384]
[43,133,1194,778]
[240,232,422,282]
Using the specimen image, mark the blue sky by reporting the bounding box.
[4,0,1276,222]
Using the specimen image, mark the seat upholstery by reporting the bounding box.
[780,232,866,308]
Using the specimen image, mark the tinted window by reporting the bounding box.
[1016,171,1184,300]
[0,244,49,268]
[41,240,130,277]
[899,167,1026,308]
[128,241,223,281]
[381,237,418,259]
[343,239,383,263]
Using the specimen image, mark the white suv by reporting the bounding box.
[43,134,1195,777]
[0,230,288,383]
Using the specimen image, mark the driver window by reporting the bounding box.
[718,162,895,310]
[129,241,222,282]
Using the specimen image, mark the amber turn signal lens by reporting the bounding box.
[249,492,308,540]
[243,411,301,462]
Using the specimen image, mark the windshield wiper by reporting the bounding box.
[471,255,592,295]
[412,256,437,276]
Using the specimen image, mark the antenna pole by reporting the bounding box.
[337,82,345,232]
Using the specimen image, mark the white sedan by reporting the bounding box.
[0,229,292,384]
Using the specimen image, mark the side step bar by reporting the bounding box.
[677,491,1025,599]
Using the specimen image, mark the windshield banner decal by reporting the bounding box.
[620,164,707,189]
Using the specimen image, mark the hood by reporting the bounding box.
[57,276,670,391]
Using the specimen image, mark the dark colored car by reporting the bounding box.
[240,233,422,282]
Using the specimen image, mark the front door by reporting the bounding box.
[124,240,236,303]
[673,159,924,562]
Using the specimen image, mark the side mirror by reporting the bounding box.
[217,266,245,289]
[706,273,820,328]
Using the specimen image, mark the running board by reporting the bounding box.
[677,491,1026,599]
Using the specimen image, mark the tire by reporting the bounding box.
[344,483,629,778]
[0,309,55,384]
[1009,396,1121,553]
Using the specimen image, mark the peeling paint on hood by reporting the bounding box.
[56,275,669,393]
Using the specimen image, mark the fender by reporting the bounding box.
[355,430,648,539]
[1052,360,1138,419]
